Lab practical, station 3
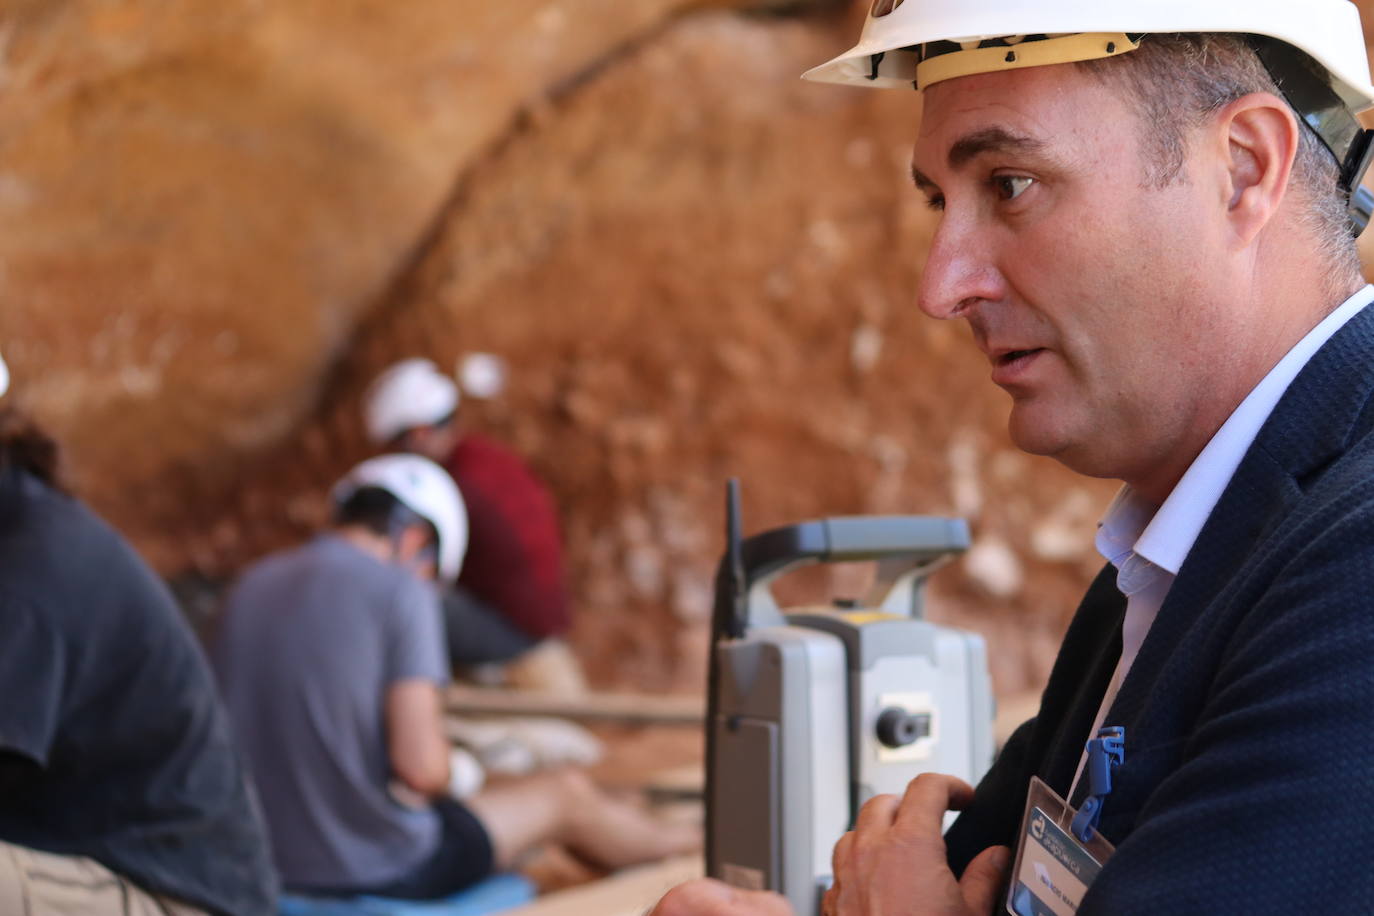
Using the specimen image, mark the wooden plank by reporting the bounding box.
[643,763,704,803]
[507,855,702,916]
[445,686,704,726]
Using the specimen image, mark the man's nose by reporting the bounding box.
[917,216,1005,320]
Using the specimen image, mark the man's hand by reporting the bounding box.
[650,878,795,916]
[823,773,1011,916]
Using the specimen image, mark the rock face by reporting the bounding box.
[0,0,705,554]
[5,1,1373,699]
[338,11,1119,695]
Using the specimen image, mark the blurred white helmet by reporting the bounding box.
[363,359,460,445]
[333,454,469,581]
[0,348,8,398]
[457,352,508,400]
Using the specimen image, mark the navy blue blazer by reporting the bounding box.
[945,301,1374,913]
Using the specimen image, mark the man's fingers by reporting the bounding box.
[650,878,733,915]
[959,845,1012,916]
[852,790,901,836]
[891,772,977,834]
[650,879,796,916]
[728,888,795,916]
[831,829,854,877]
[820,883,840,916]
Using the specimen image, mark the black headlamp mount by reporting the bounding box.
[1250,35,1374,237]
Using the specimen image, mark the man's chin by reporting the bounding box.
[1005,407,1089,466]
[1008,414,1123,480]
[1007,410,1063,458]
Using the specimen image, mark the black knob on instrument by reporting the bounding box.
[875,707,930,749]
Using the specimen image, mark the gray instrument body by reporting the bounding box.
[706,505,995,915]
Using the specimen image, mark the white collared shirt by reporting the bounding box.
[1068,284,1374,798]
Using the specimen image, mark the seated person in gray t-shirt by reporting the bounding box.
[214,454,698,900]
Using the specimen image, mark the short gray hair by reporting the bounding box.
[1078,33,1361,280]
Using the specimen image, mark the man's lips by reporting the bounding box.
[994,348,1045,367]
[989,347,1047,385]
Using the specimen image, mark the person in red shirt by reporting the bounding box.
[363,357,584,691]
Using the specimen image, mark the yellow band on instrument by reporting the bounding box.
[839,611,903,625]
[915,32,1142,90]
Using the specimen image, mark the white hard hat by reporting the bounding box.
[803,0,1374,106]
[333,454,469,581]
[457,353,508,400]
[803,0,1374,232]
[363,358,460,445]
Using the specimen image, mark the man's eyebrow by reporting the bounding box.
[947,127,1045,169]
[910,165,939,192]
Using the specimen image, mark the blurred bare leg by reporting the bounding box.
[466,768,701,872]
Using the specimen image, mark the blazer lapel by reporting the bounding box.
[1101,300,1374,744]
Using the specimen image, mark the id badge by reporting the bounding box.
[1005,777,1115,916]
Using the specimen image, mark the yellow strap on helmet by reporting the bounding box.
[916,33,1143,90]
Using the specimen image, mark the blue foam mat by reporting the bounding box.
[279,873,536,916]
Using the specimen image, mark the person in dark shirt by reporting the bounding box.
[363,357,584,691]
[0,379,277,915]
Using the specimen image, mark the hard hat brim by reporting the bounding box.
[802,4,1374,113]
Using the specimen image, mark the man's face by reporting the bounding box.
[403,417,461,463]
[912,63,1236,495]
[392,524,439,582]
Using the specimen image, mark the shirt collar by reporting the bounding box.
[1094,486,1170,597]
[1114,285,1374,574]
[1094,487,1154,567]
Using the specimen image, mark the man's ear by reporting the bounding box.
[396,524,427,559]
[1215,92,1301,247]
[396,525,438,580]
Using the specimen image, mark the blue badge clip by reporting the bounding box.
[1070,726,1125,843]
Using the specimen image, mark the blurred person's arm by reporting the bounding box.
[384,567,454,799]
[385,679,451,798]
